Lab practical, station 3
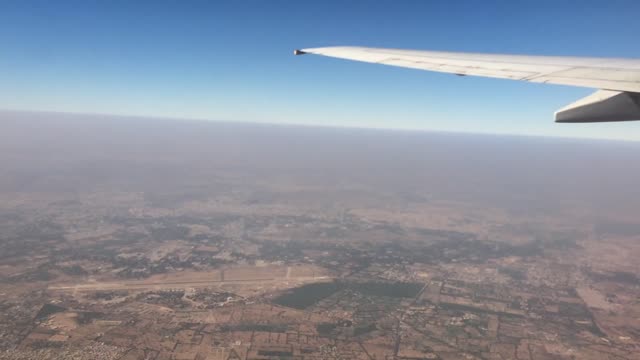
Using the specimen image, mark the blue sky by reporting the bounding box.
[1,0,640,140]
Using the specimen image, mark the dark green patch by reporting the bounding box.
[34,303,66,321]
[273,282,341,309]
[353,323,376,336]
[316,322,337,336]
[220,323,288,333]
[273,281,423,310]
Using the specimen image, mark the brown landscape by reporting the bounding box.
[0,111,639,359]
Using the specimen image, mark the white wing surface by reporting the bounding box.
[294,47,640,123]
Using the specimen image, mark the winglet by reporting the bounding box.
[293,49,307,55]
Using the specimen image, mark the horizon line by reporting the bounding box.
[1,108,638,144]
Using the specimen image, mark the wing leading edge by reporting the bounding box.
[294,46,640,123]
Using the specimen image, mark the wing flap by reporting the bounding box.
[379,58,540,80]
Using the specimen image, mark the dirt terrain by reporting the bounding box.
[0,112,639,359]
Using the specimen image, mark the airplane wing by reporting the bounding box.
[294,47,640,123]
